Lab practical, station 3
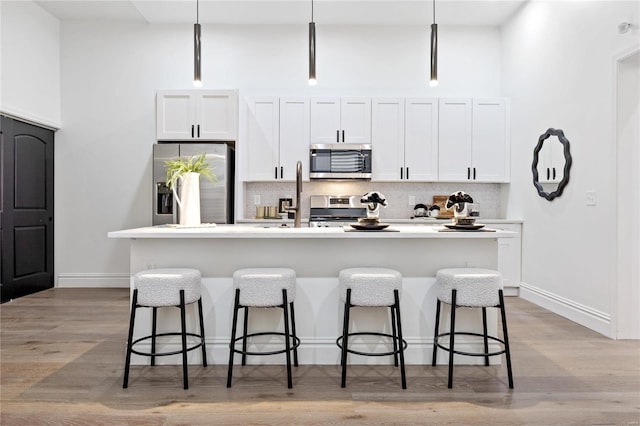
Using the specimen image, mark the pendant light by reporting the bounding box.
[193,0,202,87]
[429,0,438,87]
[308,0,317,85]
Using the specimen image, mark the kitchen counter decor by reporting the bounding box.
[165,153,216,226]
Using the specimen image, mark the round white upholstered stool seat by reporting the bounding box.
[339,268,402,306]
[227,268,300,389]
[432,267,513,390]
[337,267,407,389]
[123,268,207,390]
[436,268,502,307]
[134,268,201,307]
[233,268,296,307]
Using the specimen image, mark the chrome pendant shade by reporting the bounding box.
[309,0,317,85]
[193,0,202,87]
[430,0,438,86]
[430,23,438,86]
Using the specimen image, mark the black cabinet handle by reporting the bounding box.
[280,166,284,179]
[342,130,345,142]
[547,168,550,181]
[275,166,278,179]
[400,168,403,179]
[197,124,200,138]
[473,167,476,180]
[336,130,340,142]
[552,167,556,180]
[406,167,410,180]
[467,167,471,180]
[191,125,195,138]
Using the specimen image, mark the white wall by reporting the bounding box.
[0,1,60,128]
[56,22,502,287]
[616,49,640,338]
[501,1,639,336]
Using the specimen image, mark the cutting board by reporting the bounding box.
[432,195,454,218]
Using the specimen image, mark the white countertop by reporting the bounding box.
[108,223,516,239]
[237,218,523,225]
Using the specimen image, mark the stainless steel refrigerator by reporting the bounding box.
[153,143,235,225]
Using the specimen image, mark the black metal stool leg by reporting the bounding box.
[482,307,489,366]
[390,306,399,367]
[289,301,299,367]
[179,290,189,390]
[499,290,514,389]
[151,306,158,366]
[447,289,457,389]
[394,289,407,389]
[432,299,441,366]
[340,289,351,388]
[123,289,138,389]
[282,289,293,389]
[241,306,249,366]
[227,289,241,388]
[198,297,207,367]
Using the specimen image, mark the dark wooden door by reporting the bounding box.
[1,116,54,303]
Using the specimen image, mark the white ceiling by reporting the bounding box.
[34,0,528,26]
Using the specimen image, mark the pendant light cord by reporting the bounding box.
[311,0,314,23]
[197,0,199,24]
[433,0,436,24]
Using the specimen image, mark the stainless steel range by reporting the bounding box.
[308,195,367,228]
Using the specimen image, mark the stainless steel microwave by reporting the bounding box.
[309,144,372,179]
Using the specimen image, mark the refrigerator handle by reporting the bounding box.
[191,125,194,138]
[197,125,200,138]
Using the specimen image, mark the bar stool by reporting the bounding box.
[432,268,514,389]
[337,267,407,389]
[227,268,300,389]
[123,268,207,390]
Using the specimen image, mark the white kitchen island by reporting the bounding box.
[109,224,516,365]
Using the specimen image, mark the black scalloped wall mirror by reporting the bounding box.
[532,128,572,201]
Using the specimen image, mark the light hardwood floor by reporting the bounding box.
[1,288,639,425]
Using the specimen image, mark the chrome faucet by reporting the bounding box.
[286,161,303,228]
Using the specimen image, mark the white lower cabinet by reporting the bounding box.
[493,223,522,296]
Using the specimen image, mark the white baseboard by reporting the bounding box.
[503,285,519,297]
[57,273,130,288]
[520,282,611,337]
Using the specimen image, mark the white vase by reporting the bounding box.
[173,172,201,226]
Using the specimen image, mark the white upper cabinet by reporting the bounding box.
[245,97,310,181]
[371,98,405,180]
[310,97,371,144]
[279,98,310,181]
[372,98,439,182]
[438,98,509,182]
[156,90,238,141]
[472,99,510,182]
[246,97,280,181]
[438,98,473,181]
[404,98,439,181]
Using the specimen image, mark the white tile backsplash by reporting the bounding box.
[244,181,503,220]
